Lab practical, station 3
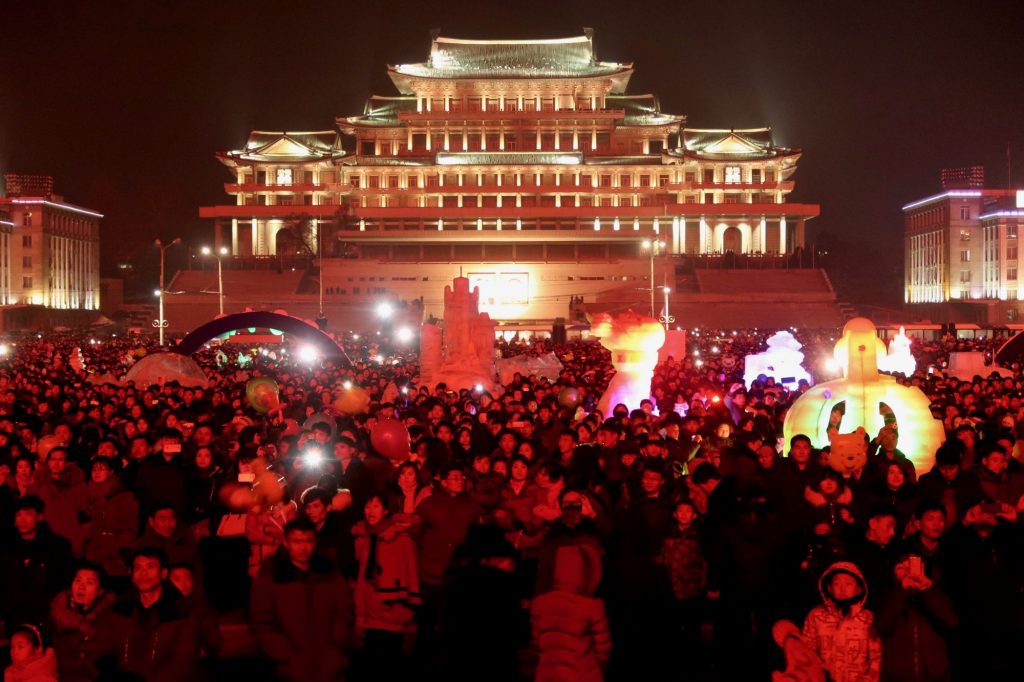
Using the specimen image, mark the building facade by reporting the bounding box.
[198,32,819,324]
[0,174,102,310]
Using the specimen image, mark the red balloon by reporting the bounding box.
[370,419,410,463]
[282,418,300,436]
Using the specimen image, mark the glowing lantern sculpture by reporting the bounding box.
[877,326,917,377]
[591,310,665,414]
[783,318,944,475]
[743,331,813,389]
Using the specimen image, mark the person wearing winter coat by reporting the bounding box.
[97,547,200,682]
[4,624,58,682]
[134,502,204,589]
[801,562,881,682]
[0,495,73,632]
[34,446,88,556]
[414,465,482,587]
[49,562,116,682]
[352,494,420,676]
[250,518,353,682]
[874,556,958,682]
[82,457,138,584]
[532,544,612,682]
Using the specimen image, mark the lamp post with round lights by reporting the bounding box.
[660,286,674,331]
[201,246,228,316]
[154,237,181,346]
[641,239,666,318]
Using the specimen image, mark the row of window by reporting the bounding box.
[248,167,778,189]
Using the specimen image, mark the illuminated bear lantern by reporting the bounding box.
[591,310,665,414]
[828,427,869,476]
[783,317,943,475]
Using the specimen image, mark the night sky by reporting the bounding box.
[1,0,1022,304]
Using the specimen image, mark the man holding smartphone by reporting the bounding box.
[134,428,189,519]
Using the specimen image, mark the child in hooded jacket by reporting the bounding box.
[802,561,881,682]
[531,544,611,682]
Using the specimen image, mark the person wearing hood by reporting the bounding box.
[801,562,881,682]
[532,544,611,682]
[4,624,58,682]
[82,457,138,588]
[352,493,420,677]
[49,562,117,682]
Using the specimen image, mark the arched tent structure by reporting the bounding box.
[173,311,347,362]
[124,353,209,388]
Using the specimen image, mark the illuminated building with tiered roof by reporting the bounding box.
[195,31,822,330]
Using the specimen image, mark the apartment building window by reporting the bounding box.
[639,175,651,187]
[1009,246,1019,260]
[22,277,31,288]
[959,229,971,241]
[22,235,31,247]
[1009,268,1018,281]
[22,256,31,268]
[1008,224,1018,238]
[960,270,971,283]
[685,172,696,183]
[23,212,32,227]
[369,176,380,189]
[360,141,374,155]
[765,170,775,183]
[349,176,361,189]
[960,250,970,262]
[725,166,741,184]
[960,205,970,220]
[599,175,612,188]
[276,168,293,185]
[751,168,762,183]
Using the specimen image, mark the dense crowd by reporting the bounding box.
[0,329,1022,681]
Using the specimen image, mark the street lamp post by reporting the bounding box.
[154,237,181,346]
[641,239,666,318]
[201,246,228,316]
[660,286,674,330]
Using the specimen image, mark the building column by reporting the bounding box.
[251,219,258,256]
[231,219,239,255]
[779,217,787,253]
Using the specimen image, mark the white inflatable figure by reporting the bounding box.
[877,326,916,376]
[743,331,813,389]
[784,317,944,476]
[591,310,665,414]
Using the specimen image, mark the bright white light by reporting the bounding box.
[376,302,394,318]
[396,327,414,342]
[219,247,229,255]
[401,386,409,394]
[0,344,8,356]
[201,246,211,255]
[642,239,652,249]
[696,359,704,367]
[343,380,352,390]
[303,448,323,467]
[474,383,484,392]
[663,286,671,294]
[711,345,719,353]
[693,350,700,356]
[153,289,162,297]
[352,334,360,341]
[298,346,318,363]
[375,354,384,363]
[825,358,840,373]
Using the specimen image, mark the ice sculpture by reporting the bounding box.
[591,310,665,414]
[743,331,813,389]
[418,276,497,392]
[783,317,944,475]
[877,326,917,377]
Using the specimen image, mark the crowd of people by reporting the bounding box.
[0,328,1021,681]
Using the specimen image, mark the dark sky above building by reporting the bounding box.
[1,0,1022,303]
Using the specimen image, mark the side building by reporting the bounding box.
[0,174,102,327]
[187,32,830,334]
[904,167,1024,322]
